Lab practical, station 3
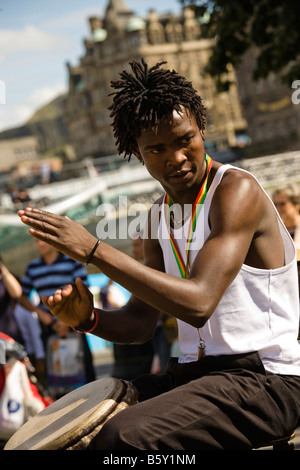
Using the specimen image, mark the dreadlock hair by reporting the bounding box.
[109,58,206,161]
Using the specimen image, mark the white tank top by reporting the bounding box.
[158,164,300,375]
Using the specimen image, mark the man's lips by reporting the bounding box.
[168,169,192,179]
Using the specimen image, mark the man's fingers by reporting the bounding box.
[53,284,74,301]
[42,284,73,307]
[20,215,59,235]
[28,228,59,246]
[75,278,93,303]
[42,295,52,307]
[53,291,63,302]
[18,207,64,229]
[61,284,74,296]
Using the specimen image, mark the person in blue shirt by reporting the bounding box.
[20,239,95,390]
[21,239,87,330]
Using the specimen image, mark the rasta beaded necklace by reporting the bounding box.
[164,154,213,359]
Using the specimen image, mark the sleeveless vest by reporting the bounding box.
[158,164,300,375]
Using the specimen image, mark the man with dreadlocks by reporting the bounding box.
[18,59,300,450]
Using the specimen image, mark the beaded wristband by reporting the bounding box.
[72,309,99,334]
[85,239,101,265]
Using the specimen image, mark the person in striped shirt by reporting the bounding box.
[21,239,87,332]
[20,239,94,390]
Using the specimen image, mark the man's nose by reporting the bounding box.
[166,149,187,166]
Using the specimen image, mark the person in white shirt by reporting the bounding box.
[18,59,300,450]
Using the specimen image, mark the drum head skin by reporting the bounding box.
[4,377,138,450]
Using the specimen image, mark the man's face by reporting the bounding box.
[35,239,56,257]
[273,191,299,225]
[134,108,205,198]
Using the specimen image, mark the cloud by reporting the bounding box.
[0,103,34,132]
[42,7,105,30]
[0,26,69,63]
[0,5,103,132]
[0,82,66,132]
[27,82,66,109]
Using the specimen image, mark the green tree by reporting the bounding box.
[180,0,300,90]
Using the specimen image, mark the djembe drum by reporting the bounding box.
[4,377,138,450]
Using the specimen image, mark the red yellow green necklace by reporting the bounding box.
[164,154,212,278]
[164,154,213,358]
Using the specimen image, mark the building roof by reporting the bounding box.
[125,16,146,32]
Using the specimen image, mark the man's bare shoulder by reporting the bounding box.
[210,166,269,231]
[216,166,263,201]
[221,166,258,184]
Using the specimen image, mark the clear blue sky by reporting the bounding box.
[0,0,181,132]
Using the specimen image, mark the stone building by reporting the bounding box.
[64,0,247,160]
[236,48,300,156]
[0,136,38,172]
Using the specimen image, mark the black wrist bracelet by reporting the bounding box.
[85,239,101,265]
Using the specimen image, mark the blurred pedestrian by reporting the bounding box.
[0,259,46,386]
[12,188,31,208]
[20,239,95,390]
[272,184,300,254]
[0,256,23,345]
[272,184,300,338]
[13,301,46,383]
[46,319,95,399]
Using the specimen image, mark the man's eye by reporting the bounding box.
[181,136,193,144]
